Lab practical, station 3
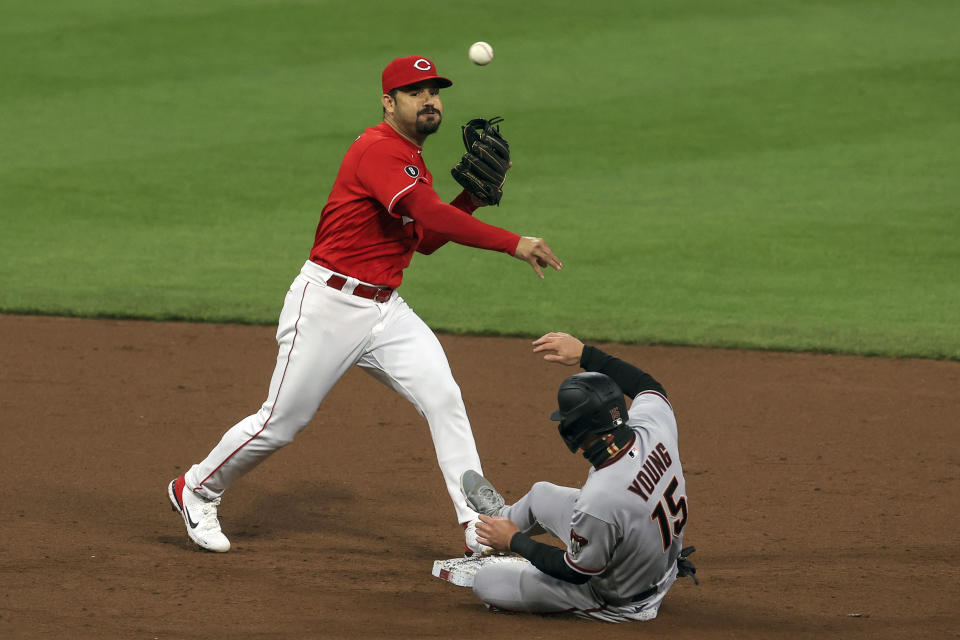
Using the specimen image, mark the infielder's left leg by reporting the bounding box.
[357,296,483,524]
[186,277,375,499]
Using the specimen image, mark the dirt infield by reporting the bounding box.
[2,314,957,639]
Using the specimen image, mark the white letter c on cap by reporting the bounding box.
[414,58,431,71]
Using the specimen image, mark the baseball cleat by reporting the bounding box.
[167,475,230,553]
[463,522,476,557]
[463,518,494,556]
[459,470,506,517]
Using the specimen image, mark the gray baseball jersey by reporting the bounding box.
[565,389,687,603]
[473,387,688,621]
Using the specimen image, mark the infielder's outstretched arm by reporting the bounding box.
[395,185,518,253]
[416,190,479,255]
[396,185,563,278]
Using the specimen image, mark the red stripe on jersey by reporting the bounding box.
[564,552,606,575]
[387,179,420,214]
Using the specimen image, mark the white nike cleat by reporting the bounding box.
[463,517,495,556]
[167,475,230,553]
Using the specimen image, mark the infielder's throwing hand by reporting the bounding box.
[514,237,562,279]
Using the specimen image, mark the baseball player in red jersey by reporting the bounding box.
[167,55,562,553]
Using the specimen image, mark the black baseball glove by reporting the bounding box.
[451,117,510,206]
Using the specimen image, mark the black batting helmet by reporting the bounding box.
[549,372,628,452]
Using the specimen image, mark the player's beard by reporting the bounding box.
[416,110,442,135]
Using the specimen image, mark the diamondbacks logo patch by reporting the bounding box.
[570,530,588,555]
[609,406,623,426]
[404,165,420,178]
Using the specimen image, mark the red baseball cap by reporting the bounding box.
[381,56,453,94]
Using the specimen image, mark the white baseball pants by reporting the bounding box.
[184,260,483,523]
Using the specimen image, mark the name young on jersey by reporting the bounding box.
[626,442,673,501]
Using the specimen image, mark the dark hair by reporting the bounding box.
[382,88,398,117]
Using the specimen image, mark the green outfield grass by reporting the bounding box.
[1,0,958,358]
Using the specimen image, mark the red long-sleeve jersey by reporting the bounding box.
[310,122,519,288]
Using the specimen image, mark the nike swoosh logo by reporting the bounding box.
[183,503,200,529]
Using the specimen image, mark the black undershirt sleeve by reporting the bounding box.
[579,345,666,398]
[509,532,592,584]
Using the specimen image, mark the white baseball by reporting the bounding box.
[468,41,494,66]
